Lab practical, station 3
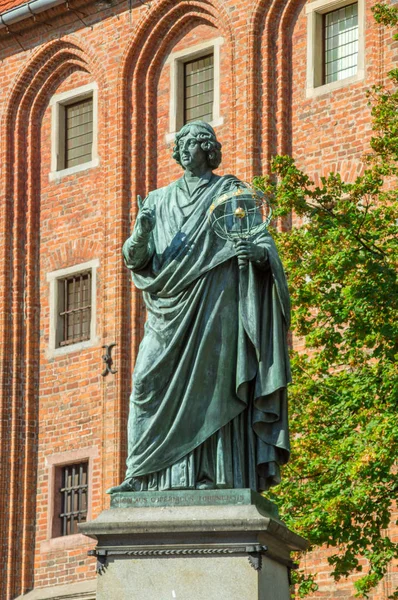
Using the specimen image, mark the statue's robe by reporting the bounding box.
[123,173,291,491]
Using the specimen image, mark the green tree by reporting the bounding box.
[255,3,398,597]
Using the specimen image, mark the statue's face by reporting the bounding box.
[178,135,208,171]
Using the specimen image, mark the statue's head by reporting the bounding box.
[173,121,222,170]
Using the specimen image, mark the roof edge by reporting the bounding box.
[0,0,66,29]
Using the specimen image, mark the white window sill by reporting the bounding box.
[165,116,224,144]
[49,157,99,182]
[40,532,93,553]
[306,70,365,99]
[14,579,96,600]
[47,336,100,360]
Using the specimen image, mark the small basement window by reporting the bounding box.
[45,447,97,547]
[57,462,88,537]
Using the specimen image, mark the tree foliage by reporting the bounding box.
[255,4,398,597]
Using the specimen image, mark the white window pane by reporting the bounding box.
[324,3,358,84]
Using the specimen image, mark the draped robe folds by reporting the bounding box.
[123,173,291,491]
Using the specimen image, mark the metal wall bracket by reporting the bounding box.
[101,343,117,376]
[88,549,107,574]
[0,16,27,51]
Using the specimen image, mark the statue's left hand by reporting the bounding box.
[235,240,267,270]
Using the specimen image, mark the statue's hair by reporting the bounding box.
[172,121,222,170]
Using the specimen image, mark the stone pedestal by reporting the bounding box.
[79,489,308,600]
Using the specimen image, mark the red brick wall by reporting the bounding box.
[34,69,103,589]
[0,0,396,598]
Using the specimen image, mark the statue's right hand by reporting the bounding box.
[136,206,156,236]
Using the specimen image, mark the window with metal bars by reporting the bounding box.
[323,2,358,84]
[184,54,214,124]
[58,271,92,347]
[64,97,93,169]
[58,462,88,536]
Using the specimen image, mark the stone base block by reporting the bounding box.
[79,489,308,600]
[98,553,290,600]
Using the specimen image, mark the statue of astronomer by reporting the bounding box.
[108,121,291,494]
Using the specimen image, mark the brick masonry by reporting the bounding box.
[0,0,396,598]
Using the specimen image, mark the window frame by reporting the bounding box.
[57,461,89,537]
[57,270,92,348]
[49,82,99,181]
[46,259,99,358]
[165,37,224,143]
[305,0,365,98]
[42,447,98,552]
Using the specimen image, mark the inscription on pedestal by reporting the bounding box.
[110,488,279,518]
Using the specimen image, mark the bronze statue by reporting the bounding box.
[107,121,291,494]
